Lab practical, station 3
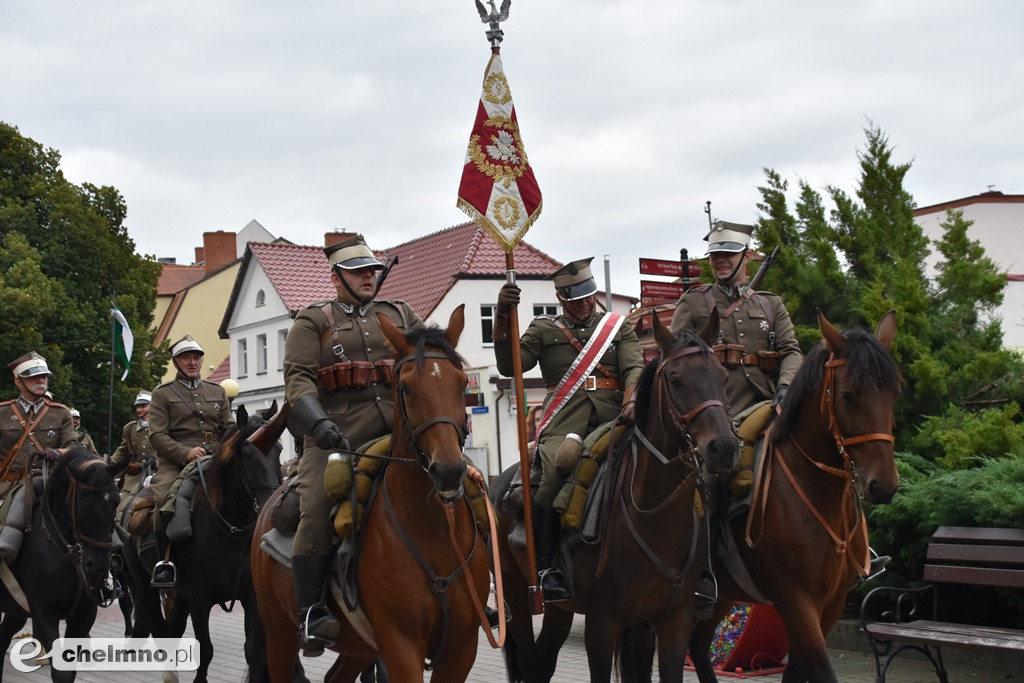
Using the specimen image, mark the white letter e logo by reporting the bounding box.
[10,637,47,673]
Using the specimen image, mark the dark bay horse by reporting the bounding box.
[251,305,492,683]
[688,310,901,683]
[491,311,739,683]
[0,447,119,683]
[125,402,285,683]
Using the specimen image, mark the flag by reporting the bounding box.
[112,307,134,381]
[456,53,542,253]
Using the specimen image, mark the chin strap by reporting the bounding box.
[715,247,748,287]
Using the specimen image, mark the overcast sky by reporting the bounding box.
[3,1,1021,299]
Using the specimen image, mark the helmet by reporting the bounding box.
[134,391,152,406]
[171,335,204,358]
[70,408,81,418]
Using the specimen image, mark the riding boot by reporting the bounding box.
[293,553,340,657]
[534,504,572,602]
[151,530,176,588]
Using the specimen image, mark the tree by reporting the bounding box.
[0,122,166,453]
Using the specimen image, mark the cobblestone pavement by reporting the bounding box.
[3,600,1018,681]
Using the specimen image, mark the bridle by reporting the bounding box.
[820,356,896,477]
[393,351,467,471]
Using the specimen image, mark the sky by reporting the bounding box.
[3,1,1022,299]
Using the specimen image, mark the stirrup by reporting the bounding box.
[151,560,177,588]
[538,568,572,603]
[863,550,891,582]
[299,605,339,657]
[694,572,718,620]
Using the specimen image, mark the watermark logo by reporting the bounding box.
[10,637,199,672]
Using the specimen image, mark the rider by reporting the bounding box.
[284,234,421,656]
[0,351,77,499]
[70,408,99,456]
[148,335,235,587]
[110,390,155,519]
[494,257,645,602]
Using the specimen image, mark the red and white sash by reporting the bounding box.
[535,313,625,437]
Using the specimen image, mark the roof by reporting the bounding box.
[915,190,1024,216]
[157,264,206,295]
[219,223,563,337]
[206,356,231,384]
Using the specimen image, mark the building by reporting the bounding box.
[218,222,637,478]
[914,190,1024,350]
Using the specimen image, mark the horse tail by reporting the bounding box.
[501,636,525,683]
[615,625,655,683]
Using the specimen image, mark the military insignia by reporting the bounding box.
[760,320,770,332]
[212,402,221,412]
[47,429,56,439]
[467,117,530,190]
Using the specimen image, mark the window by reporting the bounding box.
[278,329,288,371]
[534,304,559,317]
[256,333,268,374]
[480,304,496,345]
[237,338,248,378]
[255,289,266,307]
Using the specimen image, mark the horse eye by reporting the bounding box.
[841,391,855,403]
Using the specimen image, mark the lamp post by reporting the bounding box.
[220,378,239,407]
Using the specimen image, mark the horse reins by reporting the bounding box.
[394,351,468,470]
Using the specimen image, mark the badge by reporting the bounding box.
[47,429,56,439]
[760,320,770,332]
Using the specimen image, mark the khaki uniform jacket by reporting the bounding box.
[110,418,153,500]
[284,298,422,555]
[0,397,77,496]
[148,377,234,507]
[77,430,98,456]
[494,313,645,506]
[670,285,803,415]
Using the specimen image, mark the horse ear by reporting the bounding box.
[652,308,675,352]
[697,308,721,348]
[236,404,248,427]
[817,308,846,355]
[446,304,466,348]
[875,309,897,349]
[377,312,410,355]
[268,399,278,416]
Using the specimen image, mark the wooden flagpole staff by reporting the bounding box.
[459,0,544,615]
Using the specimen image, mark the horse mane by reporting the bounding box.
[45,445,112,511]
[634,330,712,426]
[404,322,466,369]
[773,327,902,444]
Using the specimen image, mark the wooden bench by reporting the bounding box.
[859,526,1024,682]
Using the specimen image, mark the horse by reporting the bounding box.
[687,309,901,683]
[0,447,120,683]
[124,401,285,683]
[251,304,492,683]
[490,310,739,683]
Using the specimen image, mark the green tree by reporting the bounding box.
[0,122,165,453]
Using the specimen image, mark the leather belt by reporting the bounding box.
[548,377,622,392]
[203,431,216,443]
[740,354,761,366]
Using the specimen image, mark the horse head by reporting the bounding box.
[378,304,469,504]
[647,308,738,475]
[44,446,120,597]
[207,403,283,513]
[778,310,902,504]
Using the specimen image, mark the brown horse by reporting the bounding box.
[687,310,901,683]
[490,311,739,683]
[251,305,492,683]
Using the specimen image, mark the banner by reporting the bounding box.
[112,308,133,381]
[456,53,542,253]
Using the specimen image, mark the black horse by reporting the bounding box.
[0,447,120,683]
[124,403,285,683]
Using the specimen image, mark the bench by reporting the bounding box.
[859,526,1024,682]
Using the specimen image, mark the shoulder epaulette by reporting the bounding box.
[42,398,69,410]
[687,284,713,293]
[304,299,335,310]
[0,398,14,407]
[156,379,176,389]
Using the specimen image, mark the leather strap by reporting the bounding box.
[0,403,52,480]
[553,318,615,379]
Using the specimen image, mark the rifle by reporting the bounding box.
[376,255,399,292]
[739,245,781,302]
[248,401,291,456]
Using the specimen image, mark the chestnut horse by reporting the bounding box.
[251,305,492,683]
[687,310,901,683]
[491,311,739,683]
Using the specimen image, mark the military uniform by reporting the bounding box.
[148,377,234,508]
[110,417,154,516]
[284,297,422,556]
[495,313,644,505]
[0,397,77,497]
[77,430,99,456]
[670,284,802,415]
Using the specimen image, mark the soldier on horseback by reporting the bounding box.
[148,335,235,587]
[110,390,155,520]
[283,234,422,657]
[494,257,645,602]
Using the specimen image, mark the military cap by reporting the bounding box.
[551,257,598,301]
[70,408,81,418]
[8,351,52,378]
[324,234,385,270]
[170,335,204,358]
[705,221,754,254]
[134,391,153,406]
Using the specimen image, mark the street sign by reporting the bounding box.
[640,280,685,299]
[639,258,702,278]
[471,406,489,414]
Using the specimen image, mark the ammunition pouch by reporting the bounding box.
[317,359,396,393]
[711,344,780,373]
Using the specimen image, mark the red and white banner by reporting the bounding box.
[456,53,542,253]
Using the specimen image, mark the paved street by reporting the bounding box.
[3,599,1019,682]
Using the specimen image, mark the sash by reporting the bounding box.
[535,313,625,437]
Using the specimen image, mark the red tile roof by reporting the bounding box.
[206,356,231,384]
[231,223,562,327]
[157,264,206,295]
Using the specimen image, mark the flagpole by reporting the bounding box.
[107,291,117,456]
